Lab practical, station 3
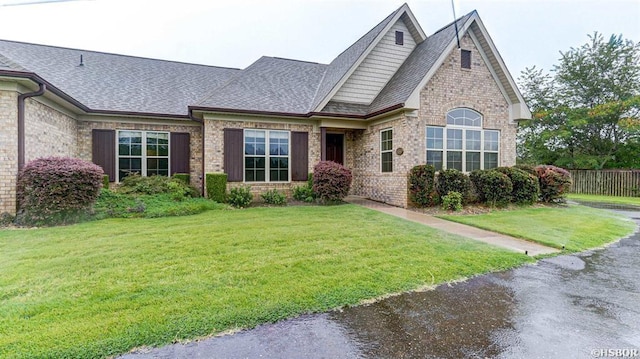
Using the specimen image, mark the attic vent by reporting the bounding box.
[395,31,404,45]
[461,50,471,69]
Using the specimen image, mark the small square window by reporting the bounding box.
[395,31,404,45]
[461,49,471,69]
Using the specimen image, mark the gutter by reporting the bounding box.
[17,82,46,170]
[187,103,406,121]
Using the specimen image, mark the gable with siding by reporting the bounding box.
[331,18,418,105]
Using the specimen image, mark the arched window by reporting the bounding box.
[426,108,499,172]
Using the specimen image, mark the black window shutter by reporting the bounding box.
[461,49,471,69]
[170,132,190,175]
[92,129,115,181]
[224,128,243,182]
[291,131,309,181]
[395,31,404,45]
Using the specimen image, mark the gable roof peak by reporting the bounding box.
[311,3,427,111]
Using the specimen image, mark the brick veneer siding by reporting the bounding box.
[348,34,516,208]
[204,118,319,197]
[24,98,78,162]
[77,120,204,190]
[419,33,516,166]
[349,113,421,207]
[0,90,18,214]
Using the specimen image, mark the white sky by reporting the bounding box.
[0,0,638,81]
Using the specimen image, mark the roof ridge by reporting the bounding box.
[0,38,241,71]
[269,56,322,65]
[429,9,476,37]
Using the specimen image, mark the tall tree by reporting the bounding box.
[518,33,640,169]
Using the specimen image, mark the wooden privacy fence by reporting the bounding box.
[569,170,640,197]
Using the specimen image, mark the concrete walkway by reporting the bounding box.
[345,196,559,256]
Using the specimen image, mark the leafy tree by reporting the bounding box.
[518,33,640,169]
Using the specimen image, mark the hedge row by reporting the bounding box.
[409,164,571,208]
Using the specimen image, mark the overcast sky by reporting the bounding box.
[0,0,638,81]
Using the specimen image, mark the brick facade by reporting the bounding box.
[0,90,18,214]
[203,118,319,197]
[24,98,78,162]
[419,33,516,167]
[77,119,204,190]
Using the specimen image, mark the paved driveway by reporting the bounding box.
[121,207,640,359]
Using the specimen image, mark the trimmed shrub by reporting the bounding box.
[261,189,287,205]
[514,164,537,176]
[409,165,436,207]
[117,174,198,199]
[16,157,103,226]
[468,170,487,203]
[313,161,353,203]
[228,186,253,208]
[436,169,472,203]
[102,175,110,190]
[535,165,572,203]
[495,167,539,205]
[293,173,315,203]
[293,185,314,202]
[0,212,14,227]
[441,191,463,211]
[172,173,191,185]
[206,173,227,203]
[478,170,513,207]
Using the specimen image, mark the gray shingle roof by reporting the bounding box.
[0,6,477,119]
[195,57,326,114]
[0,40,240,116]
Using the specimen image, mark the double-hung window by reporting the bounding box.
[117,130,169,181]
[244,129,289,182]
[426,108,500,172]
[381,128,393,173]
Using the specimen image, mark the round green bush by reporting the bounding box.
[479,170,513,207]
[16,157,104,226]
[228,186,253,208]
[436,169,471,203]
[313,161,352,203]
[495,167,539,204]
[468,170,487,203]
[409,165,436,207]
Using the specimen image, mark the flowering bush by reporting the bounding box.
[16,157,103,226]
[313,161,352,203]
[535,165,572,203]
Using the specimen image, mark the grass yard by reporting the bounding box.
[440,204,636,252]
[0,205,531,359]
[568,193,640,207]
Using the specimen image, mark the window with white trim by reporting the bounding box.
[381,128,393,173]
[426,108,500,172]
[117,130,169,181]
[244,129,289,182]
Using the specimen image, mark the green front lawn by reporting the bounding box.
[439,205,636,252]
[568,193,640,207]
[0,205,531,359]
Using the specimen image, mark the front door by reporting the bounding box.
[326,133,344,165]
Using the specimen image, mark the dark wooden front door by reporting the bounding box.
[326,133,344,165]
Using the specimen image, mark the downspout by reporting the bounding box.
[188,109,206,196]
[17,82,46,170]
